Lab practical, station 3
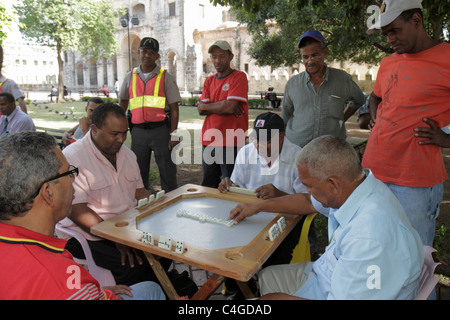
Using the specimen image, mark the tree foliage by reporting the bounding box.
[14,0,118,102]
[211,0,449,68]
[0,0,15,46]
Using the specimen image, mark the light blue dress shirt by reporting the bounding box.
[294,169,424,300]
[0,108,35,134]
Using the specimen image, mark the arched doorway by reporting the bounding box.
[168,51,177,82]
[76,63,84,86]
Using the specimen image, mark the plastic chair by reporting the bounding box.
[414,245,440,300]
[55,224,116,287]
[290,212,318,264]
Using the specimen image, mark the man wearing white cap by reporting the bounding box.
[363,0,450,248]
[198,40,249,188]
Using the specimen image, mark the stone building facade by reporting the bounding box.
[5,0,377,96]
[63,0,233,95]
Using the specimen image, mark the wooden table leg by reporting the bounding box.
[144,252,180,300]
[236,280,255,299]
[190,273,225,300]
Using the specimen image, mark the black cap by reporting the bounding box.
[252,112,285,141]
[139,37,159,52]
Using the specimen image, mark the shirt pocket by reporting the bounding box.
[84,166,114,190]
[85,171,114,206]
[123,164,141,185]
[122,164,142,200]
[326,94,345,119]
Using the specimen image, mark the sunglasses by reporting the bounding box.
[32,165,78,198]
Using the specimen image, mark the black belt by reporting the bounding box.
[133,121,166,129]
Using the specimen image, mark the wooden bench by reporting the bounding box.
[36,126,66,149]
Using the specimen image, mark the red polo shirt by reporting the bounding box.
[0,223,116,300]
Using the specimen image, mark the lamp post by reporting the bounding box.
[121,12,140,71]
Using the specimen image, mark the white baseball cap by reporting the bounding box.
[369,0,423,31]
[208,40,233,54]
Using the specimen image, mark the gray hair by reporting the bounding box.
[296,135,362,182]
[0,132,60,219]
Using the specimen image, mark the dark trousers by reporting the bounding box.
[66,238,172,286]
[201,145,239,188]
[131,124,177,192]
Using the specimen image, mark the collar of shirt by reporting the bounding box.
[0,222,66,254]
[305,64,330,84]
[4,107,19,122]
[329,169,372,230]
[135,62,162,79]
[85,131,125,172]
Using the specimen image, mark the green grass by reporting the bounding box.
[27,101,276,151]
[28,102,277,133]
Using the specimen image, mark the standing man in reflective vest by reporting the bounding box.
[119,37,181,192]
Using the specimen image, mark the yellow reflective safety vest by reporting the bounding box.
[129,68,167,124]
[0,78,6,115]
[0,78,7,93]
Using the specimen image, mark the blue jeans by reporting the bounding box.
[386,183,443,247]
[117,281,166,300]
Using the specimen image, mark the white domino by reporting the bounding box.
[229,186,256,197]
[277,216,286,232]
[155,190,165,201]
[148,194,155,204]
[175,241,185,254]
[268,224,280,241]
[158,235,172,250]
[137,197,148,208]
[176,209,235,227]
[142,232,153,244]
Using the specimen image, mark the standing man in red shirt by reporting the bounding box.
[198,40,249,188]
[364,0,450,247]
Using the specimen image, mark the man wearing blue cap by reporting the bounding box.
[281,30,366,148]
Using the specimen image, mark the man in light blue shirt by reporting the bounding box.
[0,93,35,135]
[229,135,424,300]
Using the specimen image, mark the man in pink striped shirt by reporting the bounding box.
[59,102,171,286]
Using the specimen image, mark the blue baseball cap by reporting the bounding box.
[298,30,325,48]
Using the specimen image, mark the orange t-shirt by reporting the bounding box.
[362,43,450,187]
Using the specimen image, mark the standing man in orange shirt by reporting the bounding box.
[363,0,450,247]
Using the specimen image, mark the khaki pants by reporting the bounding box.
[258,261,315,296]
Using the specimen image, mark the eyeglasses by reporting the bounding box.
[46,165,78,183]
[32,165,78,198]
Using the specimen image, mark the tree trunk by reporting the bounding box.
[432,21,443,41]
[56,41,65,103]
